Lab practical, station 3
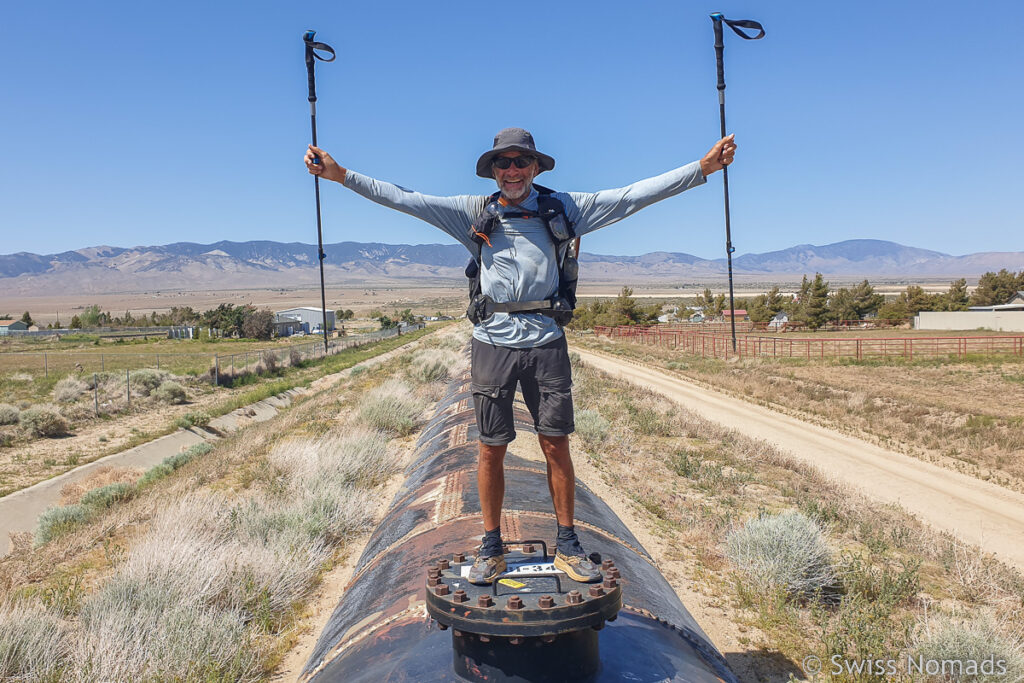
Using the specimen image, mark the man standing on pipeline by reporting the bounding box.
[305,128,736,584]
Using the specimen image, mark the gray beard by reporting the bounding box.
[500,183,532,202]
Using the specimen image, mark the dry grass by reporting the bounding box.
[60,466,143,505]
[574,334,1024,491]
[568,355,1024,678]
[0,326,447,680]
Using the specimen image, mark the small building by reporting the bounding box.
[918,291,1024,332]
[768,312,789,330]
[722,309,748,322]
[274,307,335,335]
[0,319,28,335]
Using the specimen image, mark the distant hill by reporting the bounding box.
[0,239,1020,295]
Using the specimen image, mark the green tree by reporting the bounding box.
[19,311,34,327]
[797,273,831,330]
[827,288,857,322]
[69,315,83,329]
[378,315,398,329]
[970,269,1024,306]
[241,309,274,340]
[900,285,940,315]
[335,308,355,320]
[941,278,970,311]
[849,280,884,317]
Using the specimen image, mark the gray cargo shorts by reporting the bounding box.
[470,335,574,446]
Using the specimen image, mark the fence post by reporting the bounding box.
[156,353,160,370]
[214,355,219,387]
[126,368,131,407]
[43,352,47,378]
[101,353,105,372]
[94,373,99,416]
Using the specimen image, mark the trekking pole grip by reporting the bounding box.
[710,13,726,92]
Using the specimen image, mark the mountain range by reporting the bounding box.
[0,239,1020,296]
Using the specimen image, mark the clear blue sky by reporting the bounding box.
[2,0,1021,259]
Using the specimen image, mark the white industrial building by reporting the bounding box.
[915,291,1024,332]
[274,307,335,335]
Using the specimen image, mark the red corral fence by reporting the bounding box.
[593,325,1024,361]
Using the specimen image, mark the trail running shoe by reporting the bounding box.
[467,554,507,585]
[554,551,602,583]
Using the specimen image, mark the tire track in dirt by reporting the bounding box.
[575,348,1024,571]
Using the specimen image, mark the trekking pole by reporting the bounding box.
[710,13,764,353]
[303,30,336,354]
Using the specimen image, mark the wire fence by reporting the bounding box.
[593,325,1024,361]
[0,324,425,383]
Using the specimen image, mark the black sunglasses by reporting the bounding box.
[492,155,536,170]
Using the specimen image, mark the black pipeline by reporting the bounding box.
[303,30,336,353]
[709,13,764,351]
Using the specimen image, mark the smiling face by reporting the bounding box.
[493,151,539,203]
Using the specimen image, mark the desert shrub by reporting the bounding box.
[139,443,213,487]
[259,350,279,374]
[35,504,90,545]
[0,430,14,447]
[138,463,174,487]
[165,442,214,470]
[289,347,304,367]
[0,600,71,680]
[153,380,187,404]
[912,613,1024,681]
[175,411,211,429]
[349,365,367,377]
[575,409,610,448]
[408,348,464,384]
[77,577,259,681]
[53,376,88,404]
[726,509,835,598]
[128,369,170,397]
[19,405,69,437]
[358,380,426,435]
[80,482,136,510]
[0,403,18,425]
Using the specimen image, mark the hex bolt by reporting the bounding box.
[427,576,440,587]
[477,595,494,608]
[608,567,621,579]
[603,578,618,590]
[437,559,450,570]
[566,590,583,605]
[453,589,468,603]
[453,552,466,563]
[589,586,605,598]
[506,596,523,610]
[601,559,614,570]
[509,637,523,646]
[427,568,441,579]
[538,595,555,609]
[434,584,450,596]
[523,543,535,553]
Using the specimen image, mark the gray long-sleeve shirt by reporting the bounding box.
[343,161,706,348]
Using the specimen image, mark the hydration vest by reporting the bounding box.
[465,185,579,327]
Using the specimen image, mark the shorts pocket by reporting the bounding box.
[471,382,504,399]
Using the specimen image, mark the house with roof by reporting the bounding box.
[274,307,335,336]
[0,320,28,335]
[721,309,748,322]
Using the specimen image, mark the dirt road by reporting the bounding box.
[575,349,1024,570]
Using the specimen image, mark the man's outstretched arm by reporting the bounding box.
[304,145,481,250]
[568,135,737,236]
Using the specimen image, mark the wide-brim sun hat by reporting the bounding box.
[475,127,555,179]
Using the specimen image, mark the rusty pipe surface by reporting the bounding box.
[301,367,737,682]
